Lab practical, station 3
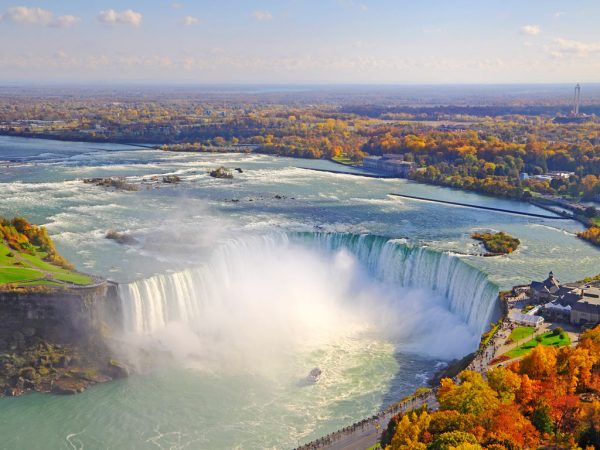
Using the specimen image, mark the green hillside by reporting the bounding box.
[0,217,93,287]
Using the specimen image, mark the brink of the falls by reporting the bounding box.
[118,233,499,363]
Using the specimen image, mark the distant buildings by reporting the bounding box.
[554,83,594,124]
[530,272,600,325]
[519,171,574,182]
[363,154,415,177]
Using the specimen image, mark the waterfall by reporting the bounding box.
[119,233,499,339]
[293,233,499,334]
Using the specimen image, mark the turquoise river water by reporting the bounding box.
[0,136,599,449]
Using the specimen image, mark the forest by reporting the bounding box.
[382,325,600,450]
[1,93,600,202]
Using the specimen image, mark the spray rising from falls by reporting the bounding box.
[299,233,500,334]
[119,233,499,362]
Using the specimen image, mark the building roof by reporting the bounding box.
[583,287,600,299]
[509,311,545,325]
[560,291,583,307]
[545,272,561,290]
[531,271,561,294]
[544,301,572,312]
[572,299,600,314]
[381,154,404,160]
[531,281,545,290]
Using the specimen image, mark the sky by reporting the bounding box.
[0,0,599,84]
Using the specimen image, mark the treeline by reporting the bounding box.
[471,232,520,255]
[382,325,600,449]
[0,217,73,270]
[362,127,600,200]
[2,96,600,198]
[579,227,600,248]
[343,104,600,118]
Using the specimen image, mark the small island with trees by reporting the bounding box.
[471,231,520,256]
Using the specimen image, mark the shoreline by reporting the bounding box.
[0,133,594,223]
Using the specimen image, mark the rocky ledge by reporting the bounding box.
[0,281,127,397]
[0,340,130,397]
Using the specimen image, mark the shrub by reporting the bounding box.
[471,231,520,255]
[430,431,479,450]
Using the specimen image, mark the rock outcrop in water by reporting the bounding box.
[105,230,137,245]
[209,167,234,179]
[162,175,181,184]
[83,177,139,191]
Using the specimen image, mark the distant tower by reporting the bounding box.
[573,83,581,116]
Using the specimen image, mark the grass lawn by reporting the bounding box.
[0,267,44,284]
[332,155,355,165]
[506,331,571,358]
[592,217,600,226]
[509,326,535,342]
[0,241,93,287]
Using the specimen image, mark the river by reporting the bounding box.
[0,135,598,449]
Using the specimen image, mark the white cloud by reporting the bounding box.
[252,10,273,21]
[1,6,80,27]
[182,15,201,26]
[554,11,564,18]
[520,24,541,35]
[97,9,143,27]
[551,38,600,56]
[52,15,80,28]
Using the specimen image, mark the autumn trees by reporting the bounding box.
[0,216,73,270]
[384,325,600,450]
[362,121,600,202]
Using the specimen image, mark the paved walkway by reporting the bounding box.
[295,392,438,450]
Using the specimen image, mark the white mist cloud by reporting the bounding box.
[182,15,201,26]
[252,10,273,21]
[520,24,541,35]
[52,15,80,28]
[118,235,479,375]
[551,37,600,56]
[98,9,143,27]
[1,6,80,28]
